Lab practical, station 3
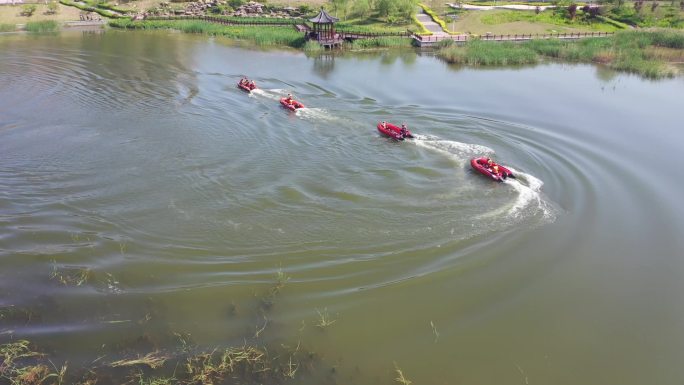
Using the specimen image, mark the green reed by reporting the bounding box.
[611,51,673,79]
[0,23,15,32]
[438,40,538,65]
[615,29,684,49]
[303,40,324,52]
[110,19,307,47]
[350,37,413,49]
[436,30,682,78]
[25,20,59,33]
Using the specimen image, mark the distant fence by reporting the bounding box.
[479,31,614,41]
[414,34,468,43]
[336,30,412,39]
[414,31,614,45]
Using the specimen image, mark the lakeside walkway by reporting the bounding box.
[413,31,614,46]
[416,11,449,37]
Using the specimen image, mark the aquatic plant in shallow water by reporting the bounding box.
[0,340,67,385]
[109,20,306,47]
[50,261,91,286]
[25,20,59,33]
[436,31,682,78]
[303,40,324,52]
[350,37,413,49]
[438,40,539,66]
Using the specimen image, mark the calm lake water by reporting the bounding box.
[2,30,684,384]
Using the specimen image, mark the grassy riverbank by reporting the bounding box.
[109,18,415,49]
[110,18,307,47]
[437,30,684,78]
[0,2,82,26]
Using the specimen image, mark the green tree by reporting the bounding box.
[395,0,416,21]
[229,0,244,9]
[376,0,396,17]
[298,4,313,15]
[351,0,370,18]
[47,1,59,14]
[634,0,644,12]
[568,3,577,19]
[330,0,350,19]
[21,4,37,16]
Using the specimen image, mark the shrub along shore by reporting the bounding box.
[107,17,683,78]
[436,30,684,78]
[2,0,683,78]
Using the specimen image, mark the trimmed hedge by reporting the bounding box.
[59,0,122,18]
[412,13,433,35]
[596,15,629,29]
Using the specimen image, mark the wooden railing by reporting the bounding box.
[414,34,468,42]
[336,30,412,39]
[479,31,614,41]
[414,31,614,43]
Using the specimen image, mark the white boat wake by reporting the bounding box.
[295,108,340,122]
[412,134,494,163]
[412,134,557,223]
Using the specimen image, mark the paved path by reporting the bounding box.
[416,11,448,35]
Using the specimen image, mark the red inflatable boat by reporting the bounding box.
[377,122,414,141]
[280,97,305,111]
[238,82,256,92]
[470,157,515,182]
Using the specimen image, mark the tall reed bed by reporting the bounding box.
[438,40,538,65]
[436,30,683,78]
[524,37,614,62]
[25,20,59,33]
[302,40,324,52]
[350,37,413,49]
[615,30,684,49]
[110,19,306,47]
[0,23,16,32]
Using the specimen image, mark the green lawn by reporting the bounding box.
[453,9,621,34]
[336,15,416,33]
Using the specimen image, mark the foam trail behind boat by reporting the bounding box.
[295,108,340,122]
[250,88,281,100]
[503,169,558,221]
[412,134,557,224]
[411,134,494,163]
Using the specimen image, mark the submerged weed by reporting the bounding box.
[394,362,412,385]
[132,371,178,385]
[184,345,272,384]
[0,341,65,385]
[315,308,336,329]
[430,320,439,343]
[1,340,42,368]
[50,261,91,286]
[110,352,169,369]
[260,269,290,309]
[0,306,37,325]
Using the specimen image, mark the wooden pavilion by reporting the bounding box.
[308,8,342,48]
